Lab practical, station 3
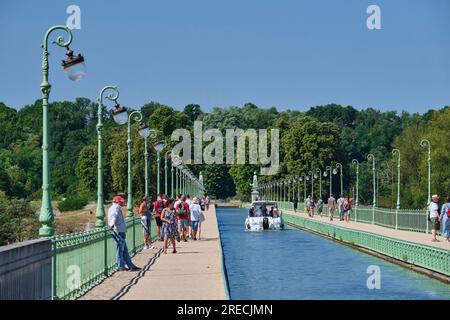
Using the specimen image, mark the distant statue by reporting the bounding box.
[251,171,258,191]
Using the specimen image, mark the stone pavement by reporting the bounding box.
[79,205,227,300]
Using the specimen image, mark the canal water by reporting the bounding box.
[216,207,450,300]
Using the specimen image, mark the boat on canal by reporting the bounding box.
[245,201,285,231]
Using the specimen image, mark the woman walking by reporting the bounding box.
[198,201,206,240]
[440,195,450,242]
[161,199,178,254]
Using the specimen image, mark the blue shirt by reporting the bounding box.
[108,203,127,233]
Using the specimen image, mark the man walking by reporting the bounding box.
[108,196,140,272]
[327,194,337,221]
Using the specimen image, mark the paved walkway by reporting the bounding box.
[285,209,450,251]
[79,205,227,300]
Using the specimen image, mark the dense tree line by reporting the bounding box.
[0,98,449,243]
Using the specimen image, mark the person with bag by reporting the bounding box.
[429,195,441,242]
[139,196,155,250]
[440,195,450,242]
[189,197,202,240]
[176,195,190,242]
[161,199,179,254]
[153,194,166,241]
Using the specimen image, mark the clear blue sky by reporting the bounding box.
[1,0,450,113]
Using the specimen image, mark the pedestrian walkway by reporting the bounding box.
[285,209,450,250]
[79,205,228,300]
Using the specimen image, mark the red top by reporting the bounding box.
[153,200,166,217]
[176,202,190,220]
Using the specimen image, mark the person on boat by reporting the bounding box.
[440,195,450,242]
[269,206,275,218]
[248,206,256,217]
[261,203,269,217]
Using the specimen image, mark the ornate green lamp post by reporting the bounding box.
[301,173,307,202]
[392,149,401,210]
[154,140,165,195]
[164,150,172,196]
[324,166,332,198]
[95,85,121,228]
[367,154,376,224]
[307,171,314,198]
[351,160,359,206]
[420,139,431,206]
[334,163,343,196]
[138,123,156,198]
[125,111,143,218]
[315,169,322,199]
[39,25,85,237]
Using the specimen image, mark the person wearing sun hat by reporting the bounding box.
[108,195,141,271]
[428,194,441,242]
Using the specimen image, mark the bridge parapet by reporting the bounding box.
[0,238,52,300]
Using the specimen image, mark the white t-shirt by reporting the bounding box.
[190,203,201,221]
[429,202,439,219]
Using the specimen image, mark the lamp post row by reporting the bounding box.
[259,141,431,213]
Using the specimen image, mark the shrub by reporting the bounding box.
[58,195,88,212]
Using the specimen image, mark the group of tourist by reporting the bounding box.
[292,193,450,243]
[292,194,353,222]
[108,193,211,271]
[248,203,282,218]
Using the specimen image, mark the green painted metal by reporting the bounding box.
[96,86,119,228]
[52,216,155,300]
[39,25,74,237]
[127,111,143,218]
[351,159,359,206]
[283,213,450,277]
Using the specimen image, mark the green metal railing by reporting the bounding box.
[283,213,450,276]
[52,215,155,300]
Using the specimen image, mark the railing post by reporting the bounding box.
[395,208,398,230]
[104,228,108,276]
[133,217,136,254]
[52,239,57,300]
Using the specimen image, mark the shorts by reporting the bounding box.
[155,216,162,227]
[191,221,199,231]
[178,219,189,229]
[344,210,351,216]
[430,217,440,230]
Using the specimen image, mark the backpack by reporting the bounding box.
[177,203,188,219]
[155,200,165,214]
